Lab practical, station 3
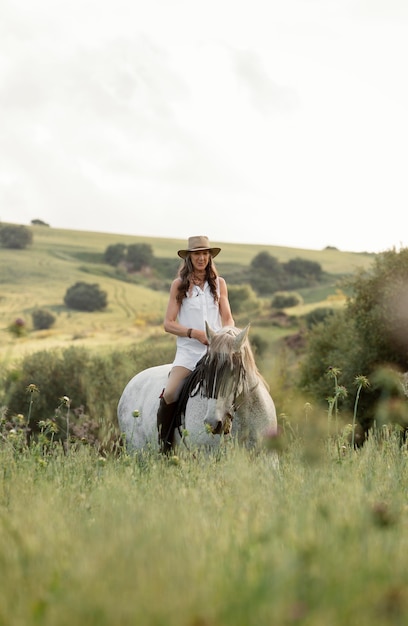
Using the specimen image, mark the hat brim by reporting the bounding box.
[178,247,221,259]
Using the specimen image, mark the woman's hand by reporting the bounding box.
[191,329,208,345]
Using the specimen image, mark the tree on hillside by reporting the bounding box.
[0,224,33,249]
[31,219,50,227]
[249,251,284,295]
[103,242,154,271]
[31,308,56,330]
[283,258,322,282]
[64,282,108,312]
[127,243,154,271]
[104,243,127,266]
[297,247,408,433]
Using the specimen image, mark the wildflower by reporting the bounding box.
[26,384,40,394]
[8,318,26,337]
[351,375,370,449]
[336,385,348,400]
[132,409,140,418]
[354,375,370,390]
[60,395,71,407]
[327,366,341,379]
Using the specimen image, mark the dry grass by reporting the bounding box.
[0,223,375,362]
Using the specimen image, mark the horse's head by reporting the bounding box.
[202,323,251,436]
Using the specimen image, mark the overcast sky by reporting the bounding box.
[1,0,407,253]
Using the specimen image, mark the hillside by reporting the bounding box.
[0,223,376,362]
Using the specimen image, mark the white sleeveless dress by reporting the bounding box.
[173,280,222,370]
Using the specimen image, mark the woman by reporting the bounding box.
[157,235,235,452]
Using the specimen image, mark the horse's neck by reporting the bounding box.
[236,372,271,417]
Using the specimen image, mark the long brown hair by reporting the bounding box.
[176,254,219,304]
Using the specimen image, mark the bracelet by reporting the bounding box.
[187,328,193,338]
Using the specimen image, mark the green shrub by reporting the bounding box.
[228,284,259,315]
[271,292,303,309]
[297,247,408,433]
[7,317,26,337]
[64,281,107,311]
[104,243,127,266]
[127,243,154,271]
[303,306,335,328]
[0,224,33,249]
[31,308,56,330]
[2,338,175,440]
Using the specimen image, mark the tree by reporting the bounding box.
[271,292,303,309]
[31,309,56,330]
[248,251,284,295]
[0,224,33,249]
[297,247,408,432]
[283,258,322,283]
[64,282,108,312]
[31,219,50,227]
[228,284,259,315]
[127,243,154,271]
[104,243,127,266]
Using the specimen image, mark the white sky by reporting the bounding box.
[1,0,407,253]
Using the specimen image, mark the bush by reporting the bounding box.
[297,247,408,433]
[31,219,50,227]
[64,282,107,311]
[104,243,127,266]
[283,257,322,282]
[31,309,56,330]
[7,318,26,337]
[249,251,284,295]
[2,339,175,441]
[271,292,303,309]
[0,224,33,249]
[127,243,154,271]
[228,284,259,315]
[250,334,268,357]
[303,307,335,329]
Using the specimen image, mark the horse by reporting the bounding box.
[117,324,278,452]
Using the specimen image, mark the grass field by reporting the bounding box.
[1,432,407,626]
[0,223,375,363]
[1,224,407,625]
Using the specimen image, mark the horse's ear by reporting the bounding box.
[205,321,216,342]
[233,324,250,353]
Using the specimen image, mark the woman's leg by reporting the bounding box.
[162,366,191,403]
[157,366,191,452]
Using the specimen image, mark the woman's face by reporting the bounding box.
[190,250,210,272]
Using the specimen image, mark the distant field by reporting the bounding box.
[0,223,376,363]
[27,223,376,272]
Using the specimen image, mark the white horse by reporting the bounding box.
[117,324,278,452]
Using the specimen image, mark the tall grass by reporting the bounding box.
[1,431,407,626]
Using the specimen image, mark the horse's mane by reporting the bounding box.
[176,326,261,422]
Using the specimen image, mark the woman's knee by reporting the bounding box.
[163,367,191,403]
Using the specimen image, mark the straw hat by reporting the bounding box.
[177,236,221,259]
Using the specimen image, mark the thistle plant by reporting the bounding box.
[57,396,71,452]
[8,317,26,337]
[326,367,347,434]
[351,375,370,449]
[26,384,39,439]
